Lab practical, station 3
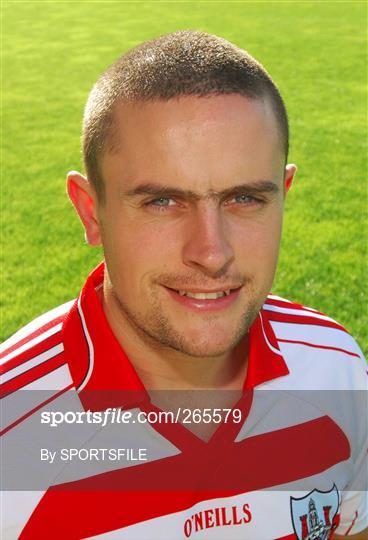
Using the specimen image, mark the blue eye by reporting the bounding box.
[150,197,173,206]
[235,194,253,204]
[224,194,263,208]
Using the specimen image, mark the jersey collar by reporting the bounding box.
[63,262,289,407]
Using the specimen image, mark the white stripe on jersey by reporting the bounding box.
[263,303,338,324]
[266,294,294,303]
[266,295,319,312]
[270,321,360,356]
[262,343,367,390]
[2,491,47,540]
[1,364,72,432]
[0,300,73,354]
[235,391,324,442]
[23,362,71,391]
[259,312,283,356]
[0,343,64,385]
[76,295,95,393]
[0,323,63,366]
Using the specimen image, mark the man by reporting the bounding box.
[1,31,366,539]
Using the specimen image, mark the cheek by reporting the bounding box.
[233,214,282,255]
[103,217,180,279]
[127,222,180,257]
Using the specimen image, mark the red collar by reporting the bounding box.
[62,262,289,407]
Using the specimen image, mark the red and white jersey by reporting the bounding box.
[1,262,367,540]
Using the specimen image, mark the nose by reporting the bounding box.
[182,204,235,278]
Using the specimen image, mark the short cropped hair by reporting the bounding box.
[83,30,289,200]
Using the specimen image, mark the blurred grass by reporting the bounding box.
[2,0,367,355]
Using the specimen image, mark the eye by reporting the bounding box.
[234,194,254,204]
[148,197,175,207]
[225,194,261,206]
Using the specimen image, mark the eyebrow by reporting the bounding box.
[123,180,279,201]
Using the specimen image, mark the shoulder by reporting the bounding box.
[262,295,366,475]
[1,300,74,357]
[263,294,366,389]
[0,302,84,539]
[0,300,76,410]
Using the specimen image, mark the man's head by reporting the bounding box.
[68,31,296,359]
[82,30,289,201]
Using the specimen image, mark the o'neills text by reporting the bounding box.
[184,504,252,537]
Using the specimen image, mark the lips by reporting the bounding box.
[164,285,242,312]
[178,290,231,299]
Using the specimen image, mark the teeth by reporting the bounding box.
[177,290,231,299]
[186,292,222,299]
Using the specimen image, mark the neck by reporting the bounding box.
[100,285,249,392]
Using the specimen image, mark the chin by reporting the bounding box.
[172,342,238,359]
[168,325,246,358]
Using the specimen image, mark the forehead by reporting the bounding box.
[102,95,284,192]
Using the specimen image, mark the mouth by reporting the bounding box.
[177,289,231,299]
[163,285,242,311]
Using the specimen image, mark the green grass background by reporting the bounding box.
[2,0,367,355]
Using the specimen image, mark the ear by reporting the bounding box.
[67,171,102,246]
[284,163,297,194]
